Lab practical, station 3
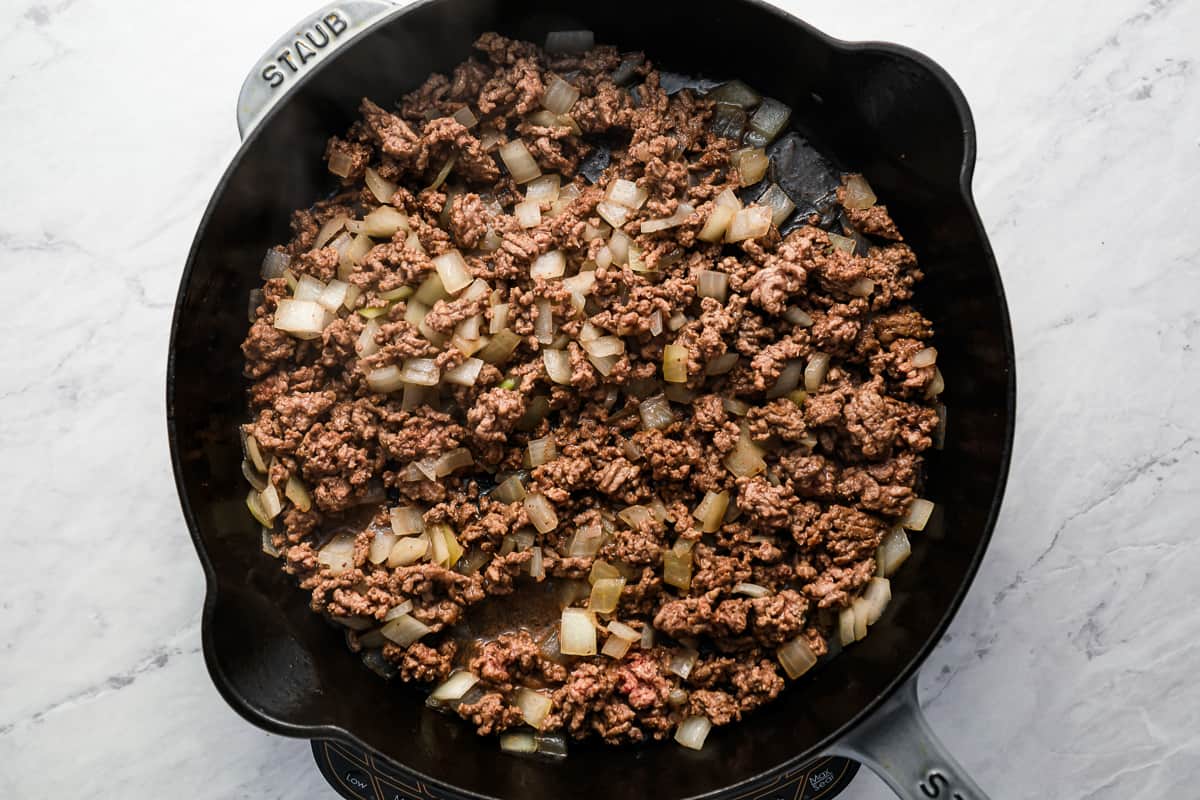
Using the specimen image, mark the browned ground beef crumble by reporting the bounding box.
[242,33,941,747]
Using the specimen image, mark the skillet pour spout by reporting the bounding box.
[168,1,1015,798]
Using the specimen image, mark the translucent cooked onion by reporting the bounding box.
[902,498,934,531]
[260,248,291,279]
[542,75,581,113]
[499,139,541,183]
[749,97,792,143]
[608,230,632,266]
[804,352,831,392]
[529,545,545,579]
[517,687,554,729]
[451,106,477,128]
[663,541,693,591]
[500,731,538,754]
[662,343,688,383]
[697,269,729,301]
[608,620,641,642]
[733,582,771,598]
[493,474,527,504]
[261,528,281,557]
[847,277,875,297]
[721,397,750,416]
[362,206,409,238]
[514,200,541,228]
[527,436,557,467]
[692,490,730,533]
[369,530,397,564]
[859,577,892,626]
[435,447,474,477]
[364,167,398,204]
[760,183,796,226]
[784,306,814,327]
[381,613,432,646]
[639,394,675,430]
[316,279,353,312]
[912,347,938,368]
[431,670,479,702]
[433,250,473,294]
[559,608,597,656]
[245,490,272,528]
[766,360,804,400]
[587,353,619,376]
[698,204,736,242]
[641,623,655,649]
[243,434,268,474]
[489,303,510,335]
[777,636,818,679]
[414,272,450,306]
[314,215,349,249]
[601,632,633,659]
[705,352,739,376]
[828,232,857,254]
[426,155,456,191]
[583,221,610,241]
[531,250,566,280]
[259,482,283,520]
[478,329,521,364]
[317,534,356,575]
[293,274,325,302]
[366,365,405,394]
[725,205,773,242]
[524,493,559,533]
[878,527,911,577]
[390,506,425,535]
[640,203,695,233]
[584,336,625,358]
[589,577,625,614]
[285,476,312,512]
[534,298,555,344]
[839,606,857,646]
[274,299,333,340]
[562,270,596,298]
[567,523,604,557]
[648,311,663,336]
[664,384,696,404]
[388,534,429,566]
[605,178,648,209]
[724,429,766,477]
[514,530,536,552]
[400,358,439,386]
[596,200,629,229]
[708,79,761,108]
[926,366,946,398]
[526,174,561,203]
[443,357,484,387]
[668,647,699,679]
[843,174,877,209]
[618,505,653,529]
[590,560,621,584]
[242,460,266,492]
[542,349,572,385]
[733,147,769,186]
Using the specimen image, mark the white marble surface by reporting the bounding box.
[1,0,1197,797]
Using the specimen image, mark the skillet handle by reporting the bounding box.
[236,0,401,138]
[826,674,990,799]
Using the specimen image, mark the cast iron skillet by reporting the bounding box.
[167,1,1015,797]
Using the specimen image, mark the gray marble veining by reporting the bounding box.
[0,0,1197,797]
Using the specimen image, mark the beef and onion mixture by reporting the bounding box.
[241,32,944,755]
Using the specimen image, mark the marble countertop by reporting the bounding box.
[2,0,1197,797]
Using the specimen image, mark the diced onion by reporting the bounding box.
[587,353,618,376]
[243,434,268,473]
[721,397,750,416]
[663,541,693,591]
[648,311,663,336]
[912,347,938,368]
[878,527,911,577]
[601,632,633,659]
[662,343,689,383]
[697,270,729,302]
[436,447,474,477]
[777,636,818,679]
[364,167,398,204]
[401,357,440,386]
[641,203,695,233]
[562,270,596,297]
[489,303,510,335]
[452,106,477,128]
[514,530,536,552]
[708,79,761,108]
[749,97,792,143]
[261,249,291,279]
[499,139,541,183]
[724,428,767,477]
[366,365,405,394]
[500,731,538,754]
[605,179,648,209]
[369,530,397,564]
[692,490,729,533]
[516,687,554,728]
[527,436,557,467]
[431,670,479,702]
[528,545,545,579]
[926,366,946,398]
[381,613,431,646]
[618,505,653,529]
[559,608,597,656]
[293,274,325,302]
[859,577,892,626]
[828,232,857,254]
[698,204,736,242]
[733,148,769,186]
[641,623,655,650]
[285,475,312,512]
[317,534,356,575]
[388,535,430,566]
[733,582,771,598]
[259,482,283,520]
[514,200,541,228]
[444,357,484,387]
[390,506,425,535]
[567,523,604,557]
[608,621,641,642]
[537,349,570,385]
[433,250,473,294]
[242,460,267,492]
[590,560,621,584]
[532,299,555,345]
[607,230,632,266]
[589,577,626,614]
[542,75,581,114]
[414,272,450,306]
[759,183,796,226]
[902,498,934,531]
[843,174,877,210]
[705,352,738,376]
[261,528,280,557]
[839,606,857,646]
[804,352,831,392]
[531,250,566,280]
[274,299,333,339]
[526,174,561,203]
[382,600,415,621]
[766,360,804,400]
[362,206,409,238]
[584,336,625,358]
[596,200,629,228]
[524,493,559,533]
[848,277,875,297]
[668,647,699,679]
[639,394,675,430]
[315,279,350,312]
[784,307,814,327]
[725,205,773,242]
[493,475,527,504]
[314,215,349,249]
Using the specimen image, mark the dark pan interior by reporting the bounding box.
[168,0,1014,797]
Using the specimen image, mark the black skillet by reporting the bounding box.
[167,1,1015,797]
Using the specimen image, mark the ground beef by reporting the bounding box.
[240,33,941,750]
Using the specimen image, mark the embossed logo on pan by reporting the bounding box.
[920,769,967,799]
[261,11,350,88]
